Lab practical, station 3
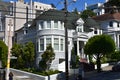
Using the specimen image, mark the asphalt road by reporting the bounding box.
[85,71,120,80]
[85,65,120,80]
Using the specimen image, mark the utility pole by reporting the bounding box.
[64,0,69,80]
[6,19,13,80]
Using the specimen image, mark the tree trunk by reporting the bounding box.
[96,54,101,72]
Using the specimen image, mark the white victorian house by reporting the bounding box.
[15,9,100,71]
[93,11,120,50]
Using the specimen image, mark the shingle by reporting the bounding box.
[92,12,120,21]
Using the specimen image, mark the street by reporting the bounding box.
[11,65,120,80]
[85,65,120,80]
[85,71,120,80]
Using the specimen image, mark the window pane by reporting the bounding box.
[40,21,44,29]
[117,22,119,27]
[47,21,51,28]
[54,38,59,50]
[60,39,63,51]
[109,21,113,27]
[54,21,58,28]
[60,22,64,29]
[40,39,44,50]
[46,38,51,47]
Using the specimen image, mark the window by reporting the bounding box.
[94,30,97,34]
[54,38,59,50]
[36,5,37,8]
[109,21,113,27]
[77,27,82,32]
[46,38,51,47]
[117,22,119,27]
[9,6,13,16]
[0,25,2,31]
[60,22,64,29]
[54,21,58,29]
[47,21,51,28]
[39,21,44,29]
[40,39,44,50]
[24,29,28,35]
[60,39,63,51]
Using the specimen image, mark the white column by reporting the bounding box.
[77,40,80,56]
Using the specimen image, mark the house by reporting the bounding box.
[93,10,120,50]
[15,9,100,71]
[87,3,105,15]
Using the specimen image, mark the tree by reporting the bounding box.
[11,42,35,69]
[70,47,79,68]
[11,43,24,68]
[84,35,115,72]
[106,0,120,7]
[23,41,35,68]
[39,44,55,71]
[104,0,120,13]
[80,9,96,20]
[110,50,120,61]
[0,40,8,67]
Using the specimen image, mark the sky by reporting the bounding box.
[4,0,106,11]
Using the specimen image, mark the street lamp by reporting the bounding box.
[64,0,76,80]
[64,0,69,80]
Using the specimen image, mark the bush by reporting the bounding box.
[37,70,61,76]
[21,68,60,76]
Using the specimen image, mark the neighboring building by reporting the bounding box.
[87,3,105,15]
[13,0,55,31]
[0,1,13,50]
[15,10,100,71]
[0,1,13,41]
[93,11,120,50]
[0,0,55,50]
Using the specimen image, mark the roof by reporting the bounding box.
[83,17,100,32]
[34,9,80,29]
[92,12,120,21]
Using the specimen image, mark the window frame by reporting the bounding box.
[54,38,59,51]
[40,38,44,51]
